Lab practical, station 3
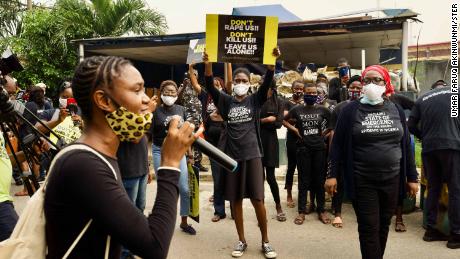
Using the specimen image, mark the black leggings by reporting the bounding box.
[285,139,297,190]
[331,169,344,214]
[265,167,281,204]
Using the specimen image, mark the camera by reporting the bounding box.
[0,49,23,115]
[0,49,23,76]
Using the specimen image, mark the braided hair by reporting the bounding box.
[71,56,131,121]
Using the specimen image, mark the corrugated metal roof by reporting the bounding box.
[231,4,301,22]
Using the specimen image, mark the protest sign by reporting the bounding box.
[206,14,278,65]
[186,38,206,64]
[49,117,82,145]
[188,164,200,223]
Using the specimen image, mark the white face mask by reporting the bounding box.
[233,83,249,96]
[161,95,177,106]
[58,98,67,108]
[362,83,386,102]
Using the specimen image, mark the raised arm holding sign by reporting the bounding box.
[206,14,278,65]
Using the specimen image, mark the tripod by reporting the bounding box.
[0,97,62,197]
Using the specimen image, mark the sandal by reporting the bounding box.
[180,224,197,235]
[332,216,343,228]
[287,200,295,208]
[212,214,226,222]
[276,212,286,222]
[395,221,407,232]
[294,214,305,225]
[14,190,28,196]
[318,212,331,224]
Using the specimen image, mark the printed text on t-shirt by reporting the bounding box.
[300,114,320,136]
[228,106,252,124]
[361,112,399,134]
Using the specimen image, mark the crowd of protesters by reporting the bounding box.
[0,49,458,259]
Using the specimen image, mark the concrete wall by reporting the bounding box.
[409,59,451,95]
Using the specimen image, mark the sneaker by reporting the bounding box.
[447,233,460,249]
[231,241,247,257]
[262,242,277,258]
[423,227,449,242]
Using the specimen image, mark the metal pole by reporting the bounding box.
[361,49,366,72]
[79,44,84,63]
[401,21,409,91]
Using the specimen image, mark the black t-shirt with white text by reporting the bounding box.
[224,96,260,160]
[352,101,403,180]
[151,105,186,147]
[286,104,331,150]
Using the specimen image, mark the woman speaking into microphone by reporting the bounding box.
[203,48,280,259]
[325,65,418,259]
[44,56,201,259]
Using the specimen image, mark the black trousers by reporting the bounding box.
[423,149,460,235]
[265,167,281,204]
[352,174,399,259]
[285,139,297,190]
[296,147,326,213]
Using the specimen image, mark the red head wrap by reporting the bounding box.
[361,65,395,96]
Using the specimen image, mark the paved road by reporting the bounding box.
[11,180,458,259]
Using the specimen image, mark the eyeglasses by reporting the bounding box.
[363,77,385,85]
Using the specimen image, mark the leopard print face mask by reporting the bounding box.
[105,107,152,142]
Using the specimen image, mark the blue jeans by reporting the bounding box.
[210,159,225,216]
[122,174,148,212]
[152,144,189,217]
[121,174,148,258]
[0,201,18,242]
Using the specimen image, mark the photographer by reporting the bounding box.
[44,56,201,258]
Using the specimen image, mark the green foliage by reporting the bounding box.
[3,0,167,94]
[0,0,24,38]
[10,8,91,91]
[55,0,167,37]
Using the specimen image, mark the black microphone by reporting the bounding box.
[193,137,238,172]
[166,118,238,172]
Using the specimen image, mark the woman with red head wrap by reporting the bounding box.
[325,65,419,259]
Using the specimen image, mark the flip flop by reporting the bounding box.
[14,190,28,196]
[276,212,286,222]
[294,215,305,225]
[332,216,343,228]
[287,200,295,208]
[395,221,407,232]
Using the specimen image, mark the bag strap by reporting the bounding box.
[44,144,117,191]
[45,144,117,259]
